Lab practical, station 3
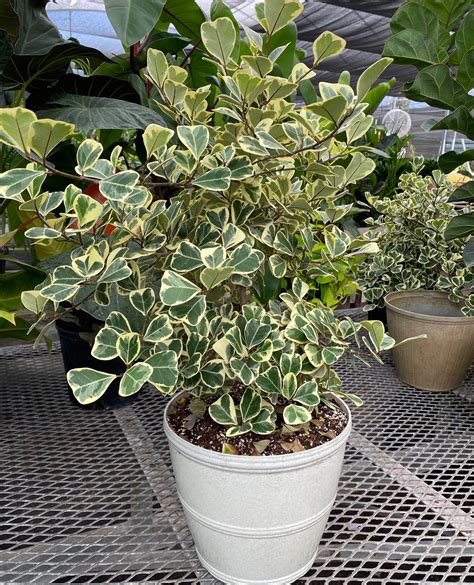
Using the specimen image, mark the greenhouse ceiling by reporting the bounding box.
[47,0,413,93]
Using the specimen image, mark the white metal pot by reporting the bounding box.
[164,393,351,584]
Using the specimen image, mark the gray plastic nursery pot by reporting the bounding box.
[385,290,474,392]
[164,392,351,585]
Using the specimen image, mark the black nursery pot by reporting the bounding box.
[56,320,134,410]
[366,306,387,326]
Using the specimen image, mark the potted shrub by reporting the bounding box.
[0,2,404,580]
[358,166,474,391]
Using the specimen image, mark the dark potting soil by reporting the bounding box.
[168,391,348,456]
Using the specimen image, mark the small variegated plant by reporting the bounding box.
[358,166,474,315]
[0,0,398,442]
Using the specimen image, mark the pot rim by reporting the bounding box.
[384,289,474,324]
[163,391,352,472]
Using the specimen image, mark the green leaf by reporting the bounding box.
[293,381,320,407]
[91,327,120,360]
[0,107,35,152]
[160,270,201,306]
[201,17,236,66]
[171,241,203,272]
[293,277,309,300]
[11,0,63,55]
[104,0,166,46]
[130,288,155,316]
[423,0,471,29]
[209,393,238,425]
[226,423,253,437]
[448,180,474,203]
[463,237,474,268]
[3,44,110,93]
[438,149,474,173]
[264,0,303,35]
[0,169,45,202]
[201,359,225,388]
[229,357,257,385]
[255,365,281,395]
[240,388,262,422]
[457,48,474,92]
[72,193,103,230]
[356,58,392,101]
[201,246,226,268]
[119,362,153,397]
[322,346,345,365]
[98,258,132,284]
[200,266,233,289]
[431,106,474,141]
[25,227,62,239]
[344,152,376,185]
[404,65,473,110]
[250,408,276,435]
[117,332,141,364]
[269,254,287,278]
[144,314,173,342]
[143,124,174,158]
[307,95,347,124]
[177,125,209,159]
[39,282,79,302]
[283,404,312,425]
[455,9,474,58]
[383,30,448,67]
[169,295,206,326]
[160,0,206,45]
[38,95,167,131]
[445,212,474,240]
[30,119,74,158]
[76,139,103,173]
[146,350,179,388]
[229,243,264,274]
[312,31,346,65]
[282,372,297,400]
[67,368,117,405]
[106,311,132,334]
[244,319,271,349]
[193,167,231,191]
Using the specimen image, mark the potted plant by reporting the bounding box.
[358,166,474,391]
[0,1,406,579]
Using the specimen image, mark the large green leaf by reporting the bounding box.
[431,106,474,140]
[438,149,474,173]
[160,0,206,45]
[383,30,448,67]
[104,0,166,46]
[463,237,474,268]
[2,43,110,92]
[448,180,474,203]
[455,9,474,59]
[38,95,167,131]
[423,0,471,29]
[404,64,474,110]
[445,212,474,240]
[11,0,63,55]
[389,1,450,48]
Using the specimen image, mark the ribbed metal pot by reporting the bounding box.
[385,289,474,391]
[164,393,351,585]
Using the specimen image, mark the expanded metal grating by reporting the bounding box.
[0,323,473,584]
